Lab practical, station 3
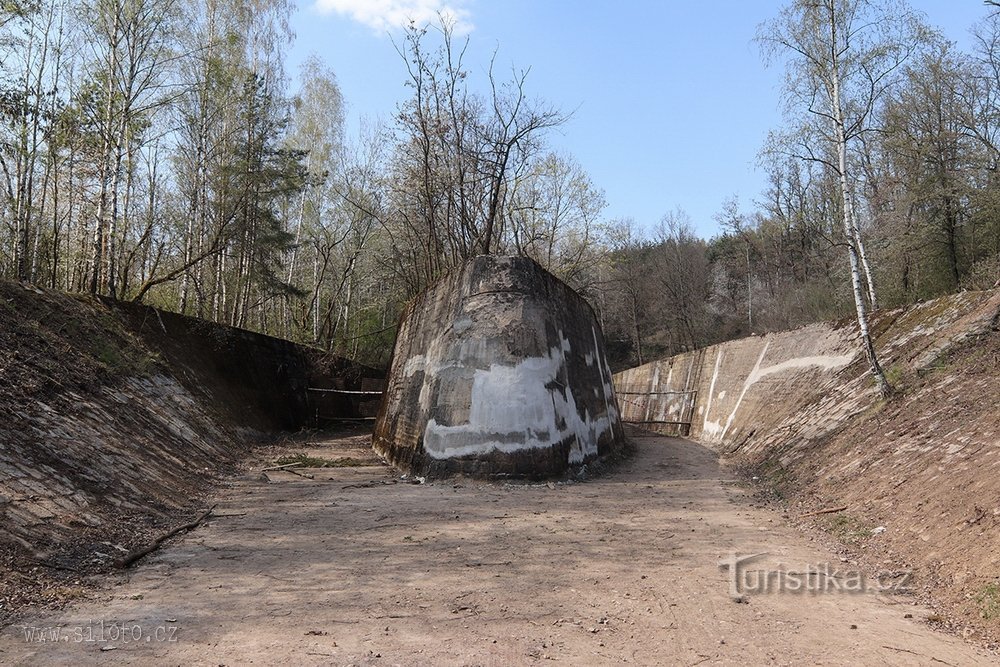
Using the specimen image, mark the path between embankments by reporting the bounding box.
[0,430,992,666]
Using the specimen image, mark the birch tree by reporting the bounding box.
[282,55,345,338]
[758,0,930,397]
[509,151,607,290]
[0,0,72,284]
[81,0,179,297]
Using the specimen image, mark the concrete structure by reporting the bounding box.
[374,255,626,479]
[113,299,383,429]
[614,289,1000,458]
[0,283,375,559]
[615,323,856,449]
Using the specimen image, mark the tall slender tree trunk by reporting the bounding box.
[180,71,210,314]
[631,291,644,367]
[283,155,309,336]
[312,253,321,342]
[49,153,60,289]
[89,151,111,293]
[106,112,128,299]
[852,211,878,309]
[829,10,890,397]
[89,7,122,294]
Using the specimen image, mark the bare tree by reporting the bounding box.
[0,0,69,283]
[509,151,607,290]
[652,209,712,354]
[82,0,179,297]
[758,0,930,397]
[387,17,566,291]
[605,217,651,367]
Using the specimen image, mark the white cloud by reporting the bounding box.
[315,0,474,35]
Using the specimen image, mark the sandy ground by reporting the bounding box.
[0,429,994,666]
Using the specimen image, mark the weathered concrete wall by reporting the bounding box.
[614,290,1000,457]
[374,255,626,479]
[0,283,377,567]
[616,323,857,448]
[111,300,384,429]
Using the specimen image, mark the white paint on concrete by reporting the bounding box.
[402,353,427,377]
[592,326,621,438]
[745,352,855,382]
[719,342,771,440]
[645,363,661,423]
[423,330,617,463]
[702,351,725,439]
[719,343,856,440]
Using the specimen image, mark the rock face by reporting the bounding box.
[374,255,626,479]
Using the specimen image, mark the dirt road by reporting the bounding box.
[1,429,993,666]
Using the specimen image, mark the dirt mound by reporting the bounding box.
[0,281,380,625]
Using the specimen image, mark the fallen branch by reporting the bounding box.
[799,505,848,519]
[260,462,304,472]
[342,479,397,489]
[881,645,954,666]
[30,559,81,574]
[118,507,215,568]
[464,561,513,567]
[362,523,409,531]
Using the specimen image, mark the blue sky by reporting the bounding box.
[289,1,993,238]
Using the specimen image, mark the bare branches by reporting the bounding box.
[383,16,567,291]
[757,0,927,397]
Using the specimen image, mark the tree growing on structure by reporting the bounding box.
[386,17,566,291]
[758,0,930,397]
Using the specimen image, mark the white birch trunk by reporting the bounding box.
[829,6,890,397]
[852,213,878,309]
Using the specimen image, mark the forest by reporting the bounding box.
[2,0,1000,371]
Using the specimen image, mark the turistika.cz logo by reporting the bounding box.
[719,552,913,597]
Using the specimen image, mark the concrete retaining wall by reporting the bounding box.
[614,290,1000,630]
[111,300,384,429]
[0,283,378,563]
[614,290,1000,457]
